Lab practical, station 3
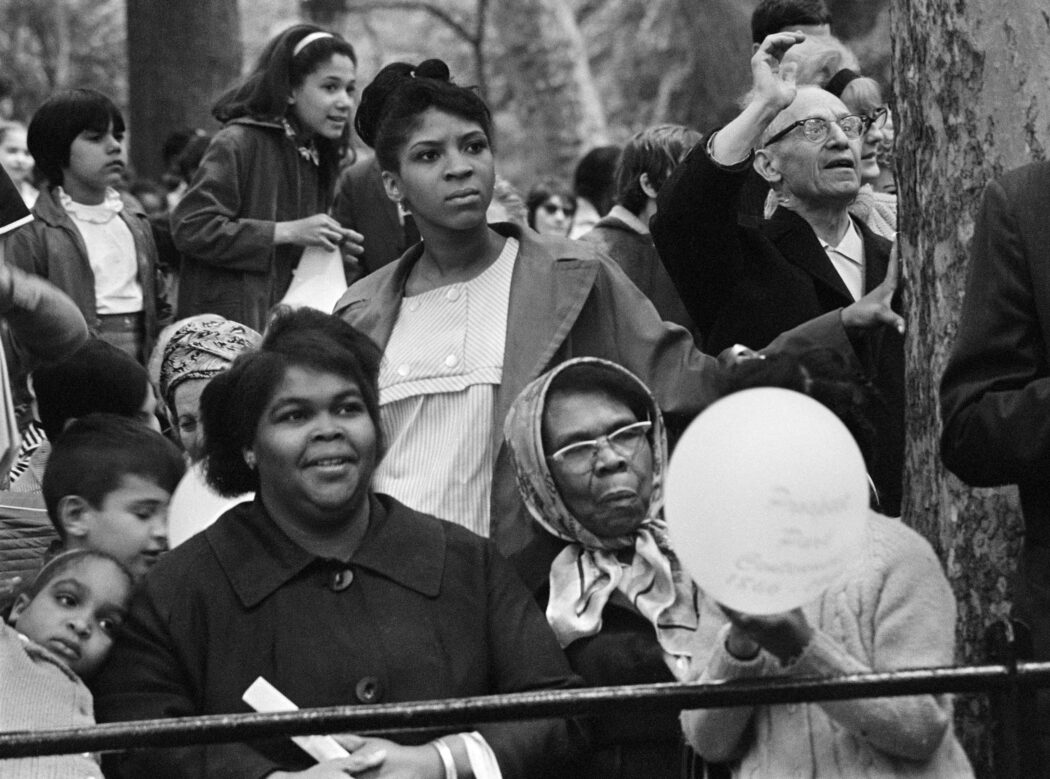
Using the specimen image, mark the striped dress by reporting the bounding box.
[373,238,518,537]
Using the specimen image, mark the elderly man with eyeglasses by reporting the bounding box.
[652,31,905,516]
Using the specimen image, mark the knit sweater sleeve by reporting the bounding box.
[679,622,774,763]
[783,516,956,761]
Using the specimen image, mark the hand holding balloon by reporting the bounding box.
[721,605,814,665]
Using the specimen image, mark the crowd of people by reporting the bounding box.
[0,0,1043,775]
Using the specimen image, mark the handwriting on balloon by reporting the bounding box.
[768,485,850,518]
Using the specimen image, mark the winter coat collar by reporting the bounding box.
[206,493,446,609]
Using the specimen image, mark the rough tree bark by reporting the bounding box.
[490,0,608,178]
[893,0,1050,773]
[125,0,242,180]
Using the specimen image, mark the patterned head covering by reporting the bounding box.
[504,357,703,675]
[157,315,261,411]
[504,357,668,550]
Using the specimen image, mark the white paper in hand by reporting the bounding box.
[242,676,350,762]
[664,388,868,615]
[281,245,348,313]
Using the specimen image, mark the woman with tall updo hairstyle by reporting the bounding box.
[172,24,364,332]
[94,306,585,778]
[335,59,848,558]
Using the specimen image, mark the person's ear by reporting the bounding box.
[58,495,94,541]
[381,170,403,204]
[7,592,30,624]
[753,149,783,185]
[639,173,659,200]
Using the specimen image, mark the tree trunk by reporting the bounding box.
[893,0,1050,773]
[125,0,242,181]
[490,0,607,178]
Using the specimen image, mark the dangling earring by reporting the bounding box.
[245,452,257,470]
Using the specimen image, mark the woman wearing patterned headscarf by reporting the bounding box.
[151,314,260,546]
[504,357,723,779]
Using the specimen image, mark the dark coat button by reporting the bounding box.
[355,676,383,703]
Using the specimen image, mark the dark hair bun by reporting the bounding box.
[415,59,450,81]
[354,59,452,149]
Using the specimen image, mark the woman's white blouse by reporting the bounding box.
[373,238,518,537]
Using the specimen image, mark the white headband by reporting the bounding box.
[293,32,333,57]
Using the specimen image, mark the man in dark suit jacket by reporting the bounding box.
[940,161,1050,771]
[652,31,904,514]
[332,156,418,279]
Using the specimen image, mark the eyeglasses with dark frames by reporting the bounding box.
[763,114,867,147]
[864,106,889,133]
[547,419,652,474]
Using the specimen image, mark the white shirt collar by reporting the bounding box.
[819,216,864,265]
[819,216,865,301]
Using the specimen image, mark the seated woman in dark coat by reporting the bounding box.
[504,357,724,779]
[93,306,584,779]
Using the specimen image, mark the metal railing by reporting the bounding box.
[2,660,1049,772]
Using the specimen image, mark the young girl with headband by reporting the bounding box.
[172,24,363,332]
[334,59,857,559]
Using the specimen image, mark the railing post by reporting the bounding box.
[986,618,1038,778]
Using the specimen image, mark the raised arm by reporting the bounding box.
[651,32,803,335]
[0,262,87,366]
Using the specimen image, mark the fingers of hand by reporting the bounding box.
[885,243,900,287]
[885,310,906,335]
[760,31,805,59]
[334,733,367,752]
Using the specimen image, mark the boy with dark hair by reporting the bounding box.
[7,88,170,365]
[42,413,185,581]
[569,145,620,239]
[581,125,701,337]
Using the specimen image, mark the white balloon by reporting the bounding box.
[665,388,868,615]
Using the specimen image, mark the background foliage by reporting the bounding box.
[0,0,890,188]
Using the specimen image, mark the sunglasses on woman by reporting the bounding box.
[541,202,576,218]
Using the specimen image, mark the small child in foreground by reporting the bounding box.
[2,549,133,778]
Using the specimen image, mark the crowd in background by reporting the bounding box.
[0,0,1043,776]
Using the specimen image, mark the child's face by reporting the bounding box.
[74,474,171,581]
[289,54,356,140]
[9,556,131,678]
[61,121,125,202]
[0,128,32,185]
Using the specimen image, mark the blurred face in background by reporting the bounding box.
[0,126,32,186]
[533,196,575,237]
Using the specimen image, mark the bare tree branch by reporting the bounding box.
[348,0,478,44]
